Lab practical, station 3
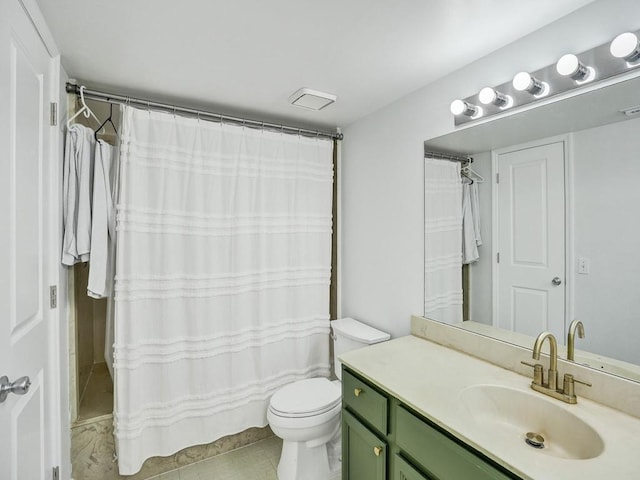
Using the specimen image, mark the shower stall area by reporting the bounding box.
[66,96,278,480]
[70,263,113,423]
[67,96,118,427]
[65,88,336,479]
[66,96,122,478]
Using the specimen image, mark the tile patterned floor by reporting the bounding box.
[148,436,281,480]
[71,417,275,479]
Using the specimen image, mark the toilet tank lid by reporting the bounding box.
[331,317,390,344]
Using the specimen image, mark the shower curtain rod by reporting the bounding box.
[65,83,343,141]
[424,150,473,163]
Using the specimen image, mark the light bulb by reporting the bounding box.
[556,54,593,82]
[610,32,640,62]
[450,99,465,115]
[556,54,581,76]
[450,99,479,117]
[512,72,546,95]
[478,87,511,108]
[478,87,496,104]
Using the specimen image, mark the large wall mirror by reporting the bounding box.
[424,73,640,383]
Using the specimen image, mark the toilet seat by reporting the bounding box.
[269,378,341,418]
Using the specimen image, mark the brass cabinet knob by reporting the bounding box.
[373,446,383,457]
[354,388,363,397]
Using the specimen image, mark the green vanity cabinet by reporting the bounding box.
[342,367,521,480]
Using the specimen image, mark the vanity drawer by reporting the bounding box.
[342,368,388,435]
[396,406,516,480]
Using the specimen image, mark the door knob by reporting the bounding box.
[373,446,383,457]
[552,277,562,286]
[0,376,31,403]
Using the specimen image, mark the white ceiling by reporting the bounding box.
[37,0,595,131]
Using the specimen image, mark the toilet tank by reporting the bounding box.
[331,318,390,380]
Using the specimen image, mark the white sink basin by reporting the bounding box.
[458,384,604,460]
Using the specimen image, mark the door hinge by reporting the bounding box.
[49,285,57,309]
[496,173,500,184]
[52,466,60,480]
[50,102,58,126]
[497,252,500,263]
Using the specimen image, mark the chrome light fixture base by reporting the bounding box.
[452,27,640,126]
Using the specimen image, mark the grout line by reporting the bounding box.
[77,363,95,406]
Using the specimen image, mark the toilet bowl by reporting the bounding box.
[268,378,342,480]
[267,318,390,480]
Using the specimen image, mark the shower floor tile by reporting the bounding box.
[77,362,113,422]
[150,436,281,480]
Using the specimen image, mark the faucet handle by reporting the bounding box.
[562,373,592,397]
[572,376,592,388]
[521,361,544,386]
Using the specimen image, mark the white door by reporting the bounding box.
[0,1,56,478]
[495,141,565,340]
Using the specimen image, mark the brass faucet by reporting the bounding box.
[567,320,585,361]
[532,331,558,391]
[521,331,591,404]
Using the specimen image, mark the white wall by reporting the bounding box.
[341,0,640,338]
[572,117,640,364]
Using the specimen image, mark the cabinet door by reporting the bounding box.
[343,409,387,480]
[394,454,431,480]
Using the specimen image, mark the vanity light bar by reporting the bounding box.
[451,28,640,126]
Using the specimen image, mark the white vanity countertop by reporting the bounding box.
[339,335,640,480]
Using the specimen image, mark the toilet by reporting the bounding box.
[267,317,390,480]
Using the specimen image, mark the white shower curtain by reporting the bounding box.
[113,106,334,474]
[424,158,463,324]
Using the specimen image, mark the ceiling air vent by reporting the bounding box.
[289,88,337,111]
[621,105,640,117]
